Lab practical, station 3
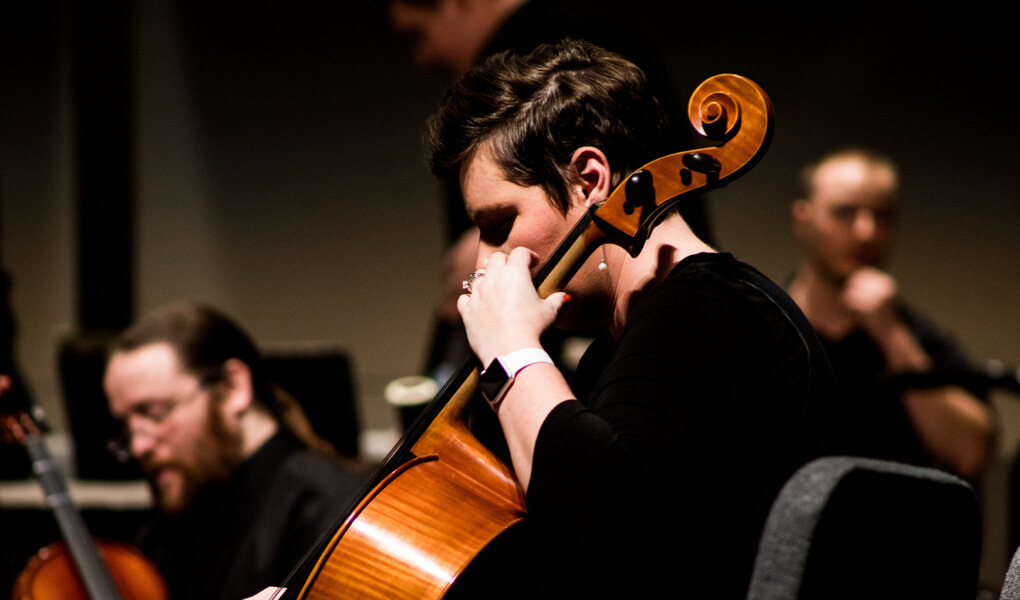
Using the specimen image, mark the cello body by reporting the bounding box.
[297,371,525,599]
[13,540,168,600]
[288,73,774,599]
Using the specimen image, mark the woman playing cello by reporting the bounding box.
[424,39,840,599]
[250,39,839,600]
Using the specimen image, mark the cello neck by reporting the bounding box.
[5,412,126,600]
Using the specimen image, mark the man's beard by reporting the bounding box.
[142,396,245,515]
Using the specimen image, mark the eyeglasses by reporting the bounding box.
[107,384,208,462]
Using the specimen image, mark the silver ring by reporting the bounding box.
[462,270,485,293]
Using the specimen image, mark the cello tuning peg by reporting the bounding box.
[623,170,655,215]
[681,152,721,174]
[681,153,722,185]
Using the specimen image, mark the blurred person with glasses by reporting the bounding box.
[103,301,364,600]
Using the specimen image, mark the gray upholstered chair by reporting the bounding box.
[746,456,982,600]
[1001,546,1020,600]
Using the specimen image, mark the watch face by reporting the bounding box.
[479,359,510,404]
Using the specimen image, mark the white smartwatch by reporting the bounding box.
[479,348,554,410]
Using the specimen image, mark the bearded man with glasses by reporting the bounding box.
[103,301,364,600]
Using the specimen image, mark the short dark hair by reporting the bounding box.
[424,39,670,213]
[110,301,277,418]
[797,147,899,201]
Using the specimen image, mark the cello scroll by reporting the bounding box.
[536,73,773,298]
[592,73,774,256]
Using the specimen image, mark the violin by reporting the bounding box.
[271,73,774,599]
[0,376,168,600]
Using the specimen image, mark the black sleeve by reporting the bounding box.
[888,307,991,400]
[527,265,820,539]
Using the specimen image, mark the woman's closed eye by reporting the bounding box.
[478,214,515,246]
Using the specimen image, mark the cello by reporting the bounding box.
[0,376,169,600]
[273,72,774,599]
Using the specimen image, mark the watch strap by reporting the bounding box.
[498,347,554,378]
[480,348,553,410]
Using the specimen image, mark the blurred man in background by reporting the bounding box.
[788,148,994,481]
[104,301,363,600]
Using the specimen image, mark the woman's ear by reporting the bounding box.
[569,146,612,209]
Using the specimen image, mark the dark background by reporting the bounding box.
[2,0,1018,590]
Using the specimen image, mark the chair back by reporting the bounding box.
[747,456,982,600]
[1000,546,1020,600]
